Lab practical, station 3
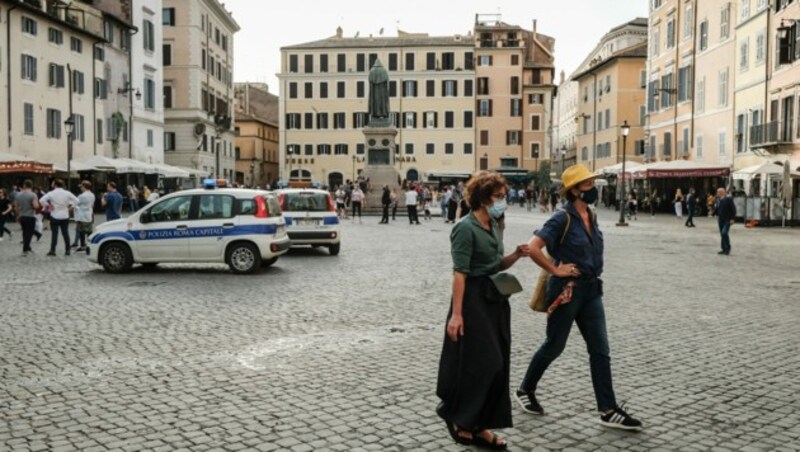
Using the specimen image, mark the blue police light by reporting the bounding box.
[203,178,217,189]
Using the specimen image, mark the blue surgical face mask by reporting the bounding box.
[578,186,599,205]
[488,198,507,218]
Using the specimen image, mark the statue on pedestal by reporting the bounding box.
[368,59,390,125]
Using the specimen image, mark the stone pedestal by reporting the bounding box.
[361,126,400,210]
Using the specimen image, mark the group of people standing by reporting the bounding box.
[436,165,642,450]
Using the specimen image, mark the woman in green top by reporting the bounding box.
[436,171,529,450]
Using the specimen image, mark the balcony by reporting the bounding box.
[750,121,793,148]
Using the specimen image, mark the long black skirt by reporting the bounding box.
[436,277,512,431]
[447,199,458,222]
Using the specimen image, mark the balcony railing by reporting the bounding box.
[750,121,793,147]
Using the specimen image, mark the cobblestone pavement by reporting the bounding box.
[1,206,799,452]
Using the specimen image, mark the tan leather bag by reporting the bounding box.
[529,213,571,312]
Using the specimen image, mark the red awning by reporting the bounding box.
[625,160,730,179]
[0,161,54,174]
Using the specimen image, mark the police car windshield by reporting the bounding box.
[282,193,330,212]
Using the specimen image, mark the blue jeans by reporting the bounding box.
[520,285,616,411]
[719,221,731,253]
[49,218,70,253]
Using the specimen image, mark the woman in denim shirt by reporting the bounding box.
[515,164,643,431]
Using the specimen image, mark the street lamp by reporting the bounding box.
[616,120,630,227]
[64,115,75,192]
[286,147,293,185]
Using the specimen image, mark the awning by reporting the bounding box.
[426,170,473,179]
[0,152,53,174]
[732,161,800,180]
[625,160,731,179]
[597,161,643,175]
[492,167,529,177]
[151,163,192,178]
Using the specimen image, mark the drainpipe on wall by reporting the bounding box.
[6,4,18,148]
[673,1,682,160]
[592,73,598,172]
[128,25,139,159]
[690,0,698,151]
[92,40,103,156]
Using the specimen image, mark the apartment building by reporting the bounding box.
[279,28,476,187]
[573,43,648,173]
[162,0,238,179]
[646,0,697,162]
[474,15,555,176]
[234,83,279,187]
[130,0,164,165]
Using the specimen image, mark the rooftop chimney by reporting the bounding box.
[336,26,343,38]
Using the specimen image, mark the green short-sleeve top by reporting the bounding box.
[450,213,504,276]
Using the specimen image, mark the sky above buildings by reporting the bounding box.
[225,0,648,91]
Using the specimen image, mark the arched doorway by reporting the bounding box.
[406,168,419,182]
[328,172,344,189]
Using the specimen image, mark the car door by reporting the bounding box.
[189,194,237,261]
[135,195,195,261]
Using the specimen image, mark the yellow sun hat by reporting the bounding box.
[560,164,598,196]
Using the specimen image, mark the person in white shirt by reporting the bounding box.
[38,179,79,256]
[74,181,96,252]
[350,186,365,223]
[147,190,160,203]
[405,184,420,225]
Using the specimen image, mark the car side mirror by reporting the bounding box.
[140,211,150,224]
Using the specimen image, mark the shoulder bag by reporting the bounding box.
[529,212,571,312]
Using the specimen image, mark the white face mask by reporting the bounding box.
[487,199,507,218]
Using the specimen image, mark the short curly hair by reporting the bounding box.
[464,171,508,210]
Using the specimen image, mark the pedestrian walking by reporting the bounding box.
[627,190,638,221]
[550,186,559,212]
[75,181,96,252]
[7,185,19,223]
[0,189,13,240]
[437,170,529,449]
[539,189,549,213]
[143,185,152,206]
[127,185,140,212]
[649,189,658,217]
[101,182,123,221]
[673,188,684,218]
[379,185,390,224]
[685,188,697,227]
[518,187,526,208]
[147,188,160,204]
[447,187,459,223]
[516,164,643,431]
[441,186,451,221]
[351,185,364,223]
[39,179,79,256]
[715,188,736,255]
[335,185,347,219]
[405,185,421,224]
[14,180,41,255]
[390,188,399,221]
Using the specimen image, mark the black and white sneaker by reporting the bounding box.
[514,389,544,415]
[599,403,642,431]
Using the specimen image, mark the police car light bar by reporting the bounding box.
[203,178,230,189]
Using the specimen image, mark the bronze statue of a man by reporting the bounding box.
[368,59,390,122]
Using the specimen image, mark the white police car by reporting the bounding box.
[275,188,341,255]
[88,183,290,274]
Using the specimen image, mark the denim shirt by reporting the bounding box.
[534,203,604,279]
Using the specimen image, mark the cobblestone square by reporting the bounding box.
[1,207,799,451]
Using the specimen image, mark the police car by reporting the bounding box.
[274,188,341,255]
[88,182,290,274]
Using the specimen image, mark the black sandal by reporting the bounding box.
[471,431,507,450]
[445,421,473,446]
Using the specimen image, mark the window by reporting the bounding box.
[479,55,492,66]
[506,130,521,145]
[94,46,105,61]
[317,144,332,155]
[405,53,414,70]
[317,112,328,129]
[94,78,108,99]
[755,32,765,65]
[144,78,156,109]
[389,81,397,97]
[442,52,455,70]
[320,54,328,72]
[163,44,172,66]
[163,7,175,26]
[666,18,675,49]
[478,99,493,117]
[426,143,435,154]
[443,80,457,97]
[696,135,704,158]
[48,63,65,88]
[356,81,365,98]
[597,111,603,130]
[70,37,82,53]
[289,54,298,72]
[334,144,348,155]
[426,52,436,70]
[21,54,37,81]
[740,38,749,71]
[720,3,731,40]
[510,99,522,117]
[22,16,37,35]
[357,53,366,71]
[699,20,708,51]
[319,82,328,99]
[337,81,345,98]
[353,112,368,128]
[356,144,365,155]
[664,132,672,156]
[651,26,661,57]
[388,53,398,71]
[405,143,414,155]
[424,111,438,128]
[163,85,173,109]
[464,143,473,155]
[96,119,103,143]
[304,54,313,73]
[369,53,378,68]
[477,77,489,95]
[511,54,520,66]
[46,108,61,139]
[328,112,343,130]
[696,77,706,113]
[143,20,155,52]
[740,0,750,21]
[403,112,416,128]
[164,132,176,151]
[640,105,646,126]
[48,28,63,45]
[445,143,454,154]
[661,73,674,108]
[289,82,297,99]
[678,65,692,102]
[605,109,611,129]
[683,4,693,39]
[528,93,543,104]
[402,80,417,97]
[480,130,489,146]
[149,196,193,222]
[465,52,474,70]
[718,68,729,107]
[464,80,473,96]
[23,103,34,136]
[718,130,727,155]
[444,111,454,128]
[648,80,659,112]
[304,112,314,129]
[464,111,473,128]
[511,76,520,95]
[426,80,435,97]
[305,82,313,99]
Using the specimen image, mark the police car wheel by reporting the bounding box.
[101,242,133,273]
[227,242,261,274]
[328,243,341,256]
[261,257,278,268]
